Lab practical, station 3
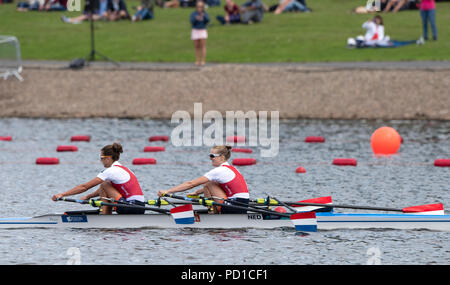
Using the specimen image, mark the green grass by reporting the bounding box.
[0,0,449,62]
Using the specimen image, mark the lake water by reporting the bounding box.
[0,118,449,265]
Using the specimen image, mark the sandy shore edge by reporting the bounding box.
[1,61,449,120]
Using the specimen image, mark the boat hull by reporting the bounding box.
[1,212,450,231]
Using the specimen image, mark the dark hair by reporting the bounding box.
[212,145,232,160]
[101,142,123,161]
[374,15,383,25]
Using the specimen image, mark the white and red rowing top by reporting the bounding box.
[97,161,145,202]
[203,162,249,199]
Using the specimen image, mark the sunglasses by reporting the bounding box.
[100,155,112,160]
[209,153,222,158]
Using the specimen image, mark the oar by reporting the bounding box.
[57,197,170,214]
[252,197,444,214]
[162,193,291,218]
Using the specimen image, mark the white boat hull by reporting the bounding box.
[1,212,450,231]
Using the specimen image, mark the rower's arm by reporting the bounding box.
[62,178,103,197]
[166,176,209,194]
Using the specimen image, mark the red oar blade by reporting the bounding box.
[293,196,333,212]
[291,212,317,232]
[402,203,444,215]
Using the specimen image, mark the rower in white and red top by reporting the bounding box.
[157,145,250,214]
[51,142,145,214]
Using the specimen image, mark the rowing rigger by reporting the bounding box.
[0,196,448,232]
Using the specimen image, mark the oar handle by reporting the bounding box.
[164,193,291,218]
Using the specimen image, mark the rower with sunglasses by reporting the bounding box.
[51,143,146,215]
[157,145,250,214]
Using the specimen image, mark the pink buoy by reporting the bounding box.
[434,159,450,167]
[305,136,325,143]
[149,136,169,142]
[333,158,357,166]
[71,135,90,142]
[295,166,306,173]
[0,136,12,141]
[231,148,253,153]
[232,158,256,166]
[226,136,246,143]
[36,157,59,165]
[57,145,78,152]
[132,158,157,165]
[143,146,165,152]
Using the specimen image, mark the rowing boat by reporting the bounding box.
[1,210,450,231]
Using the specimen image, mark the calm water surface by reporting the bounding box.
[0,118,449,265]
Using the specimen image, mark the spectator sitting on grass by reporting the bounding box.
[383,0,418,12]
[241,0,264,24]
[16,0,44,11]
[273,0,310,14]
[40,0,67,10]
[132,0,154,21]
[61,0,108,24]
[164,0,195,8]
[216,0,241,25]
[347,15,423,48]
[106,0,130,20]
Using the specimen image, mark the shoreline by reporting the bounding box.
[1,61,450,120]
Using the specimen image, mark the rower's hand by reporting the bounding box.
[51,193,64,201]
[157,190,169,197]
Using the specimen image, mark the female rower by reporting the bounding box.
[51,143,145,214]
[157,145,250,214]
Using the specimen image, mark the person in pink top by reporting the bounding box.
[419,0,437,41]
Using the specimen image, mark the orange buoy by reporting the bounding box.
[143,146,165,152]
[0,136,12,141]
[149,136,169,142]
[71,135,90,142]
[434,159,450,167]
[57,145,78,152]
[333,158,357,166]
[295,166,306,173]
[371,126,401,155]
[232,148,253,153]
[232,158,256,166]
[226,136,246,143]
[132,158,157,165]
[36,157,59,165]
[305,136,325,143]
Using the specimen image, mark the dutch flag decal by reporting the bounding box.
[170,204,195,224]
[290,211,318,232]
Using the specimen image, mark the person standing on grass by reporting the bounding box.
[190,1,210,66]
[419,0,437,41]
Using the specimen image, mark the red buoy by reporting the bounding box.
[71,135,90,142]
[149,136,169,142]
[295,166,306,173]
[232,148,253,153]
[57,145,78,152]
[132,158,157,165]
[232,158,256,166]
[305,136,325,143]
[36,157,59,165]
[0,136,12,141]
[333,158,357,166]
[226,136,246,143]
[434,159,450,167]
[143,146,165,152]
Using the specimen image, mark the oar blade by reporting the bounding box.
[293,196,333,212]
[402,203,444,215]
[290,211,317,232]
[170,204,195,224]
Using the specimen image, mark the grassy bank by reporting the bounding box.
[0,0,449,62]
